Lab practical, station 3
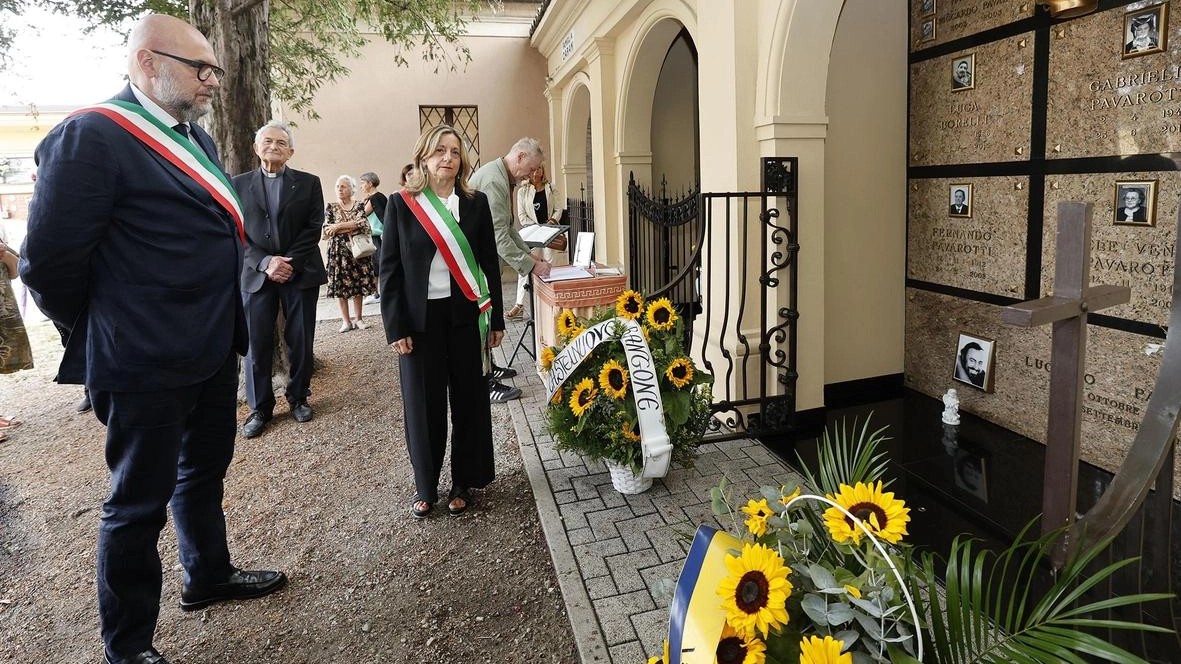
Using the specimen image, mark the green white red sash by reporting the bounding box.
[399,189,493,365]
[70,100,245,244]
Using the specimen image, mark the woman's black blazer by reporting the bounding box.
[379,189,506,343]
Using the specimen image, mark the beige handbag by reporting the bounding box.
[349,232,377,260]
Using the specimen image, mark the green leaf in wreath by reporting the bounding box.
[664,390,691,425]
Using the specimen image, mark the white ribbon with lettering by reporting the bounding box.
[543,317,672,478]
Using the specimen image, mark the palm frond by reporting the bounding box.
[797,414,892,495]
[909,519,1174,664]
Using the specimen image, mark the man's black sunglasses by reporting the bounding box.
[150,50,225,82]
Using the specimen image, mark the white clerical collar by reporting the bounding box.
[129,83,185,131]
[261,167,286,179]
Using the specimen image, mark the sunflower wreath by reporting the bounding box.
[542,290,713,474]
[646,417,1172,664]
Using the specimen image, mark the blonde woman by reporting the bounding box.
[509,164,565,317]
[380,124,505,519]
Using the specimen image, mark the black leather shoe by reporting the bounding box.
[76,389,92,414]
[106,648,170,664]
[291,401,313,423]
[241,411,271,439]
[180,568,288,611]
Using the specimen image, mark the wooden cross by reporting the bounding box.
[1001,201,1130,567]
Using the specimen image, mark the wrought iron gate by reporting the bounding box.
[626,157,800,442]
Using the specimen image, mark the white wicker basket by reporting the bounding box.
[606,460,654,494]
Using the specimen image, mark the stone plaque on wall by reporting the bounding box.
[909,33,1035,166]
[905,288,1179,495]
[1047,3,1181,159]
[907,176,1029,296]
[910,0,1034,51]
[1040,171,1180,326]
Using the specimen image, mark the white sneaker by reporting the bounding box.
[364,294,380,304]
[355,319,371,330]
[339,321,353,333]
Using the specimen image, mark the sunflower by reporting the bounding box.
[622,420,642,442]
[569,378,598,417]
[645,298,678,331]
[540,346,556,371]
[740,498,773,538]
[617,290,644,320]
[716,622,767,664]
[598,359,629,399]
[556,309,579,338]
[798,635,851,664]
[665,357,693,388]
[550,388,563,405]
[778,486,801,509]
[568,323,585,339]
[823,481,911,546]
[716,542,792,639]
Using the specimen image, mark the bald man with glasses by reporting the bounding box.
[20,14,285,664]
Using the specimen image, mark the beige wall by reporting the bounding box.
[650,36,697,192]
[279,33,550,203]
[823,0,907,385]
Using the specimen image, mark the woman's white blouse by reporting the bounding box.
[427,192,460,299]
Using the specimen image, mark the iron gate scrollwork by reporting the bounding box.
[625,158,800,442]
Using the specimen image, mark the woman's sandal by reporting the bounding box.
[0,416,22,429]
[505,304,525,319]
[447,489,472,517]
[411,499,433,519]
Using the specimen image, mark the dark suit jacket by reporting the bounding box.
[1119,206,1147,222]
[233,167,327,292]
[19,85,248,391]
[950,204,969,215]
[380,189,505,343]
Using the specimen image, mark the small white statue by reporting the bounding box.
[941,388,960,425]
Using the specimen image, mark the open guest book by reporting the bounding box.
[519,223,569,248]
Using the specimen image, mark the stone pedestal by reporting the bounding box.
[533,267,627,354]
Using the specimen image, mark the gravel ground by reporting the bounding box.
[0,315,578,662]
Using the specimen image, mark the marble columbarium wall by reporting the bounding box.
[904,0,1181,494]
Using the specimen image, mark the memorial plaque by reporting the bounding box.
[1047,4,1181,159]
[909,33,1035,166]
[910,0,1034,51]
[907,176,1029,296]
[905,288,1180,497]
[1041,171,1180,326]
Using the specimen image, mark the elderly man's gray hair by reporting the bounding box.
[509,137,543,160]
[254,120,295,148]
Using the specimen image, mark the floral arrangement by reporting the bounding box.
[542,290,712,473]
[644,419,1173,664]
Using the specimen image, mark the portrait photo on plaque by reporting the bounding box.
[1113,180,1157,226]
[948,183,973,218]
[951,53,975,91]
[920,17,935,43]
[953,448,989,502]
[921,0,935,17]
[953,332,995,392]
[1122,4,1168,59]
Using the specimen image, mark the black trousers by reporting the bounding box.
[91,352,237,659]
[399,297,495,503]
[242,281,318,415]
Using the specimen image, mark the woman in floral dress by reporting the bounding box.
[323,174,377,332]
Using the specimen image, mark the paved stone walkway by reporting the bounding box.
[491,308,804,664]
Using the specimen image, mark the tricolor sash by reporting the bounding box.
[399,189,493,369]
[70,100,245,244]
[541,317,673,478]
